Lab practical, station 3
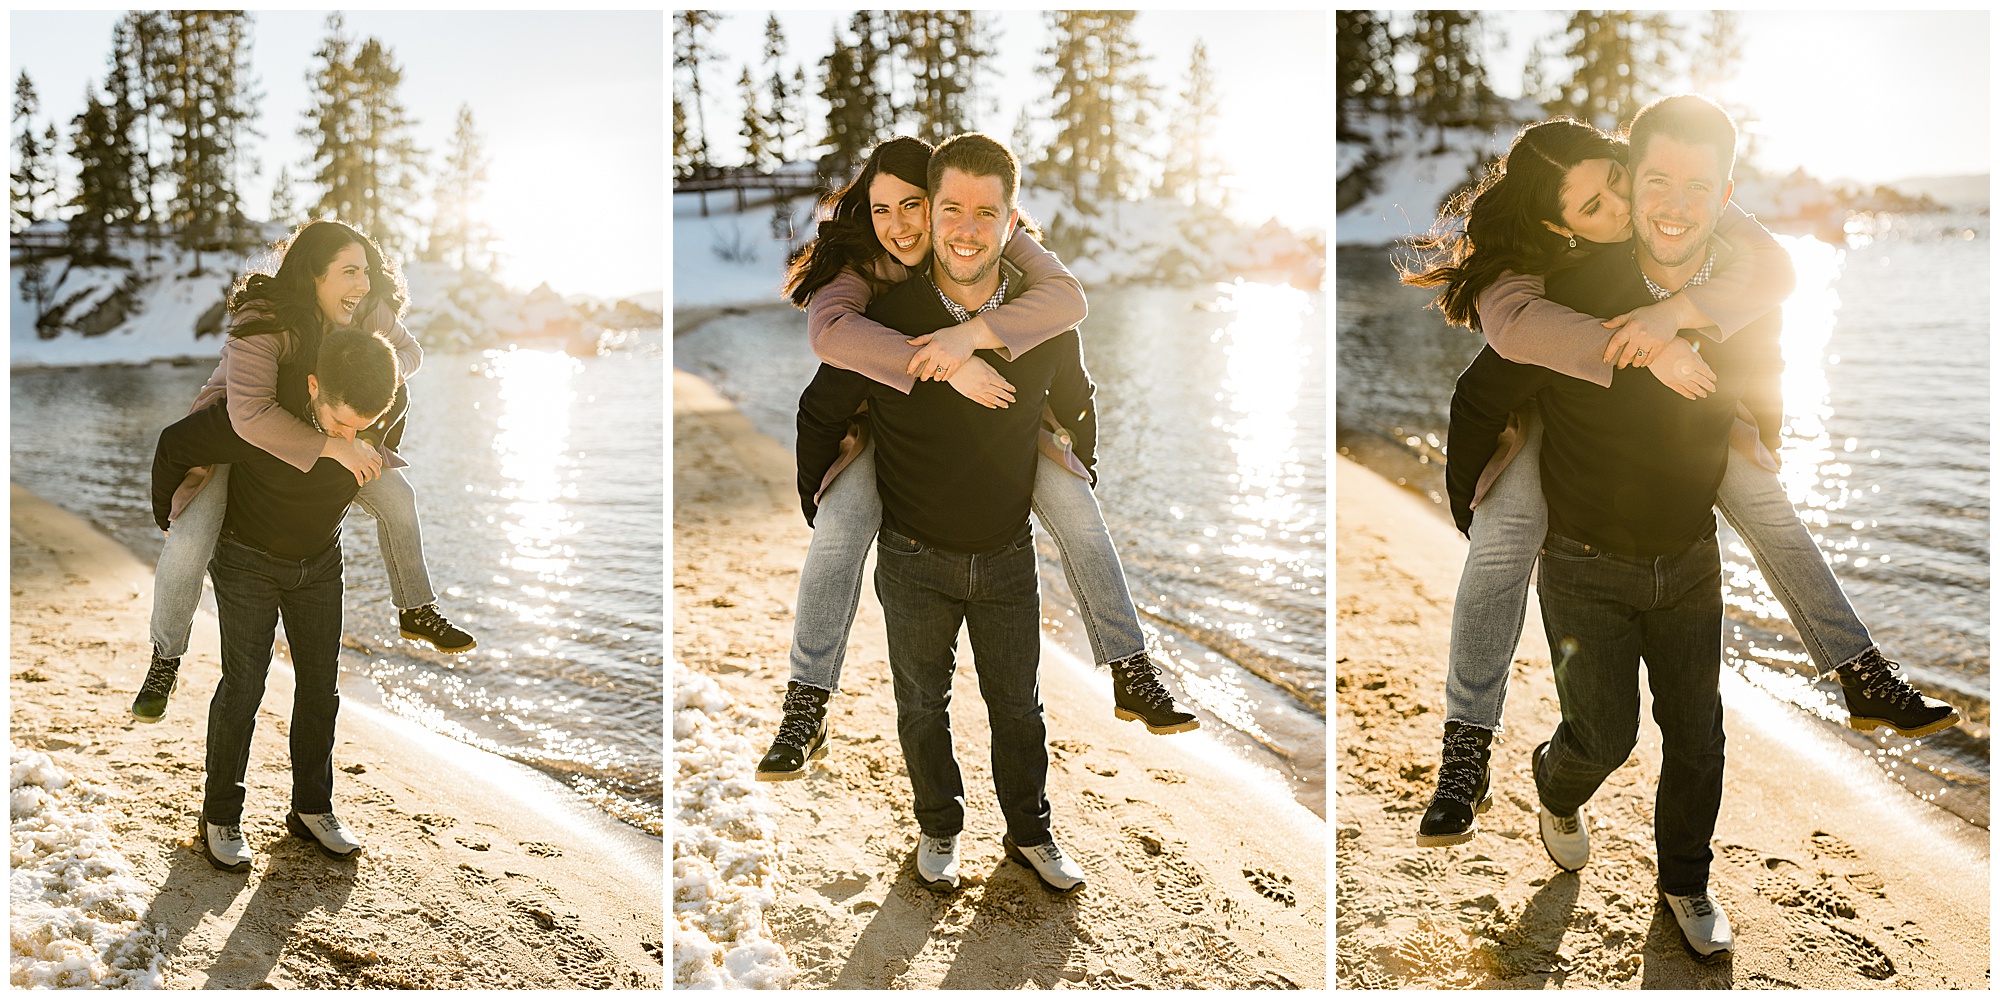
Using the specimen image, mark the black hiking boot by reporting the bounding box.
[1416,721,1494,847]
[1836,649,1960,738]
[756,681,832,781]
[1110,653,1200,734]
[131,649,182,724]
[399,603,477,653]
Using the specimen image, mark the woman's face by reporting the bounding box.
[314,242,371,326]
[869,172,930,267]
[1551,157,1632,244]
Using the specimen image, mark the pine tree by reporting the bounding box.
[349,37,426,252]
[1548,12,1680,129]
[69,85,138,260]
[1038,11,1156,204]
[101,17,146,242]
[269,163,299,225]
[889,11,991,144]
[301,14,363,229]
[673,92,692,179]
[121,11,171,260]
[762,15,794,164]
[154,11,259,271]
[425,104,492,271]
[12,72,52,231]
[1408,11,1490,144]
[1335,9,1400,134]
[738,67,771,171]
[673,11,723,176]
[1158,42,1223,209]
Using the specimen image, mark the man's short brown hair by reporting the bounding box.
[927,132,1019,207]
[1628,94,1738,180]
[316,328,399,418]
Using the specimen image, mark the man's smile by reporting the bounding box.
[1654,221,1690,237]
[947,242,983,258]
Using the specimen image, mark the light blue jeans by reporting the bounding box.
[149,463,437,659]
[1446,412,1874,730]
[789,440,1147,692]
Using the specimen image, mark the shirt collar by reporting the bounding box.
[929,271,1010,324]
[1640,247,1716,302]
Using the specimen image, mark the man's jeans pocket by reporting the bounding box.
[1540,531,1600,563]
[877,527,923,557]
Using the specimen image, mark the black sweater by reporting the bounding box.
[152,369,408,560]
[1446,245,1784,556]
[797,268,1097,553]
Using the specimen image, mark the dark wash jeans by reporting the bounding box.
[203,534,345,825]
[1533,524,1726,897]
[873,522,1052,847]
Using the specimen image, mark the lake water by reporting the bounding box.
[10,334,666,835]
[674,283,1329,815]
[1336,214,1990,827]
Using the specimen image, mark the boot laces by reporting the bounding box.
[1850,654,1926,709]
[1680,894,1715,918]
[773,688,822,750]
[1116,655,1174,709]
[409,604,454,633]
[140,658,180,697]
[1432,726,1488,805]
[214,823,244,845]
[1550,811,1580,835]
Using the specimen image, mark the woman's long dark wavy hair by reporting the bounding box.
[1399,118,1626,330]
[226,220,409,361]
[783,136,934,308]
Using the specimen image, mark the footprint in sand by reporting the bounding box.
[1242,867,1297,907]
[1754,857,1859,920]
[1145,768,1187,784]
[1808,831,1861,860]
[1118,824,1209,915]
[456,833,492,851]
[1049,739,1091,755]
[520,842,564,858]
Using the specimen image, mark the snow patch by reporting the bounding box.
[9,744,162,990]
[671,672,793,990]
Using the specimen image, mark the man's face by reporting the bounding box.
[305,374,382,441]
[1630,135,1732,270]
[929,167,1016,289]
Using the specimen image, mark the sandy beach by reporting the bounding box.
[672,367,1326,988]
[1333,456,1988,988]
[9,484,663,989]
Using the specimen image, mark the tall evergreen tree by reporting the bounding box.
[738,67,772,171]
[673,11,723,175]
[269,163,299,225]
[11,72,52,231]
[100,18,146,240]
[1158,41,1223,208]
[1548,11,1680,129]
[69,86,138,260]
[349,37,425,251]
[153,11,259,270]
[1407,10,1490,144]
[888,11,991,144]
[1335,9,1400,134]
[301,14,362,229]
[673,93,692,179]
[120,11,171,260]
[817,13,892,178]
[762,15,795,164]
[1038,11,1156,204]
[425,104,492,271]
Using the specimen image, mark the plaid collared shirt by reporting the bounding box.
[929,273,1010,323]
[1640,249,1715,302]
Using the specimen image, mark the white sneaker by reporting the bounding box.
[1538,804,1589,872]
[202,819,253,873]
[915,833,960,890]
[1663,890,1735,957]
[288,811,363,858]
[1005,835,1086,893]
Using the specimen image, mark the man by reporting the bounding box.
[1444,95,1773,957]
[151,327,401,873]
[793,133,1090,894]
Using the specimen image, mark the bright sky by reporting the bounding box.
[689,11,1328,232]
[11,11,663,300]
[1474,11,1988,185]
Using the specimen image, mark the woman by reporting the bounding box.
[1400,118,1959,848]
[755,136,1197,781]
[134,220,477,724]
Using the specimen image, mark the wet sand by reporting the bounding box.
[1334,457,1988,988]
[9,484,663,988]
[673,368,1326,988]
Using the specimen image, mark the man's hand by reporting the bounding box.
[906,319,997,381]
[946,356,1016,409]
[322,435,382,485]
[1644,337,1717,400]
[1602,298,1695,368]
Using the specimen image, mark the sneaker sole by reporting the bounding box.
[131,674,182,724]
[287,812,363,860]
[402,630,477,654]
[1113,707,1200,735]
[754,743,829,782]
[1415,789,1493,848]
[1004,839,1085,894]
[1848,709,1960,739]
[198,819,252,874]
[915,871,959,893]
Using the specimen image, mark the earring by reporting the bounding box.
[1567,234,1577,249]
